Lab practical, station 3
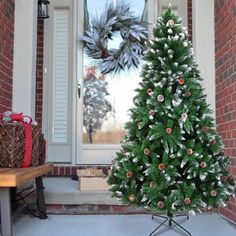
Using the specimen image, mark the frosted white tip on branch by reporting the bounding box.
[149,40,154,45]
[189,210,196,216]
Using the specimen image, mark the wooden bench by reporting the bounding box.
[0,163,54,236]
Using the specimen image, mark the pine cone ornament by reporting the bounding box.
[157,201,165,209]
[202,125,209,132]
[210,139,216,145]
[147,88,153,95]
[186,148,193,155]
[149,110,155,116]
[158,163,166,171]
[200,162,207,168]
[144,148,150,156]
[184,90,191,97]
[150,181,155,188]
[210,190,218,197]
[184,198,191,205]
[166,128,172,134]
[178,78,185,85]
[167,19,175,26]
[137,122,142,129]
[128,194,135,202]
[126,171,133,178]
[157,95,164,102]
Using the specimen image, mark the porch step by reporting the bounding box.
[25,177,118,205]
[23,177,146,214]
[23,177,236,217]
[219,195,236,225]
[45,204,147,215]
[227,200,236,213]
[219,206,236,224]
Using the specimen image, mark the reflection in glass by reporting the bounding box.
[83,67,113,144]
[83,0,147,144]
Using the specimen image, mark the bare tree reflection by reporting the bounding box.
[83,67,113,143]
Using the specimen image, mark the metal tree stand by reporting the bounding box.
[149,211,191,236]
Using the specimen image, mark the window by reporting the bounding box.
[82,0,147,145]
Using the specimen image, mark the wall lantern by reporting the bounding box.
[38,0,50,19]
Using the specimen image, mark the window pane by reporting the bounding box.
[83,0,147,144]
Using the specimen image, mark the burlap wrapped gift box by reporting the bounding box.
[77,168,111,191]
[0,123,45,168]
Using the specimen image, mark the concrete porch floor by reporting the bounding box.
[13,213,236,236]
[14,177,236,236]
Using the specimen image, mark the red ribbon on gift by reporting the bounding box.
[0,112,33,168]
[11,114,33,168]
[21,122,32,168]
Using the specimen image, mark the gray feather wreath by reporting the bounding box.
[81,3,149,75]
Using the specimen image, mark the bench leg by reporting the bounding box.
[35,176,47,219]
[0,187,12,236]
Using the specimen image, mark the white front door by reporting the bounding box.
[43,0,188,164]
[76,0,188,164]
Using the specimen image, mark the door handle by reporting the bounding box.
[78,83,81,98]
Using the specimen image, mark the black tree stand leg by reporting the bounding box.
[149,212,191,236]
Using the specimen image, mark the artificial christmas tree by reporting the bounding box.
[108,6,235,234]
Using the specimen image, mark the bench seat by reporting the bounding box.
[0,163,53,236]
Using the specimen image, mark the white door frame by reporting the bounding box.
[76,0,84,164]
[13,0,38,119]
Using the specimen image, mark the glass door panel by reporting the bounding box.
[79,0,147,163]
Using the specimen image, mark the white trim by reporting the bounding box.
[192,0,215,116]
[147,0,158,35]
[81,144,120,164]
[42,6,50,142]
[76,0,84,164]
[82,144,121,150]
[81,149,118,164]
[71,0,78,164]
[12,0,38,119]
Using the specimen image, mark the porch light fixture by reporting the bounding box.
[38,0,50,19]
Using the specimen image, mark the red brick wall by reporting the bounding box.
[215,0,236,221]
[35,19,44,126]
[188,0,192,41]
[0,0,14,113]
